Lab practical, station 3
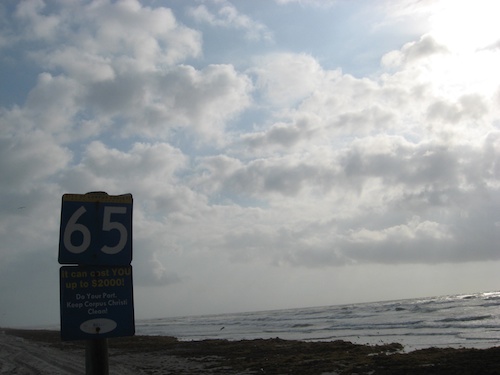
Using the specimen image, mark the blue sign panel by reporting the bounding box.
[60,266,135,341]
[58,192,133,265]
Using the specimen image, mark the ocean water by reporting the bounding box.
[136,291,500,352]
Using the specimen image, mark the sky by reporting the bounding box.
[1,0,500,328]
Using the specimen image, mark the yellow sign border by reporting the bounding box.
[62,192,133,204]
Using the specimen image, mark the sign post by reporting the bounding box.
[58,192,134,375]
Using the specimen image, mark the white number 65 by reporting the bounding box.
[63,206,128,254]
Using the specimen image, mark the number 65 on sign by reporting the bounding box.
[58,192,133,265]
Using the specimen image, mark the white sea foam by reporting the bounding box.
[136,291,500,351]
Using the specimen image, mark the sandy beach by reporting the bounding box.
[3,329,500,374]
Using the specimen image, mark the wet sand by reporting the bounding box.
[3,328,500,374]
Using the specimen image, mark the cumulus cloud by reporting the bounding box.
[241,117,318,151]
[2,3,252,144]
[426,94,489,124]
[0,131,70,191]
[23,0,202,73]
[82,64,253,141]
[133,251,181,287]
[274,0,339,7]
[185,36,500,268]
[60,141,189,199]
[188,2,273,42]
[382,34,448,68]
[252,53,325,107]
[14,0,61,41]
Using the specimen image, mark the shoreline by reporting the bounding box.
[4,328,500,374]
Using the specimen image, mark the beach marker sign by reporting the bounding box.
[58,192,135,341]
[60,265,135,341]
[58,192,133,265]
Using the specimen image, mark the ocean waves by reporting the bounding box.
[137,291,500,351]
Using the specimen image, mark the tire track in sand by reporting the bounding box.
[0,331,84,374]
[0,331,137,375]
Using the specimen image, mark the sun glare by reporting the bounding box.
[429,0,500,51]
[421,0,500,99]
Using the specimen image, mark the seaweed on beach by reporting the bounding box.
[5,329,500,374]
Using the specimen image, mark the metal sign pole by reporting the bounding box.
[86,338,109,375]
